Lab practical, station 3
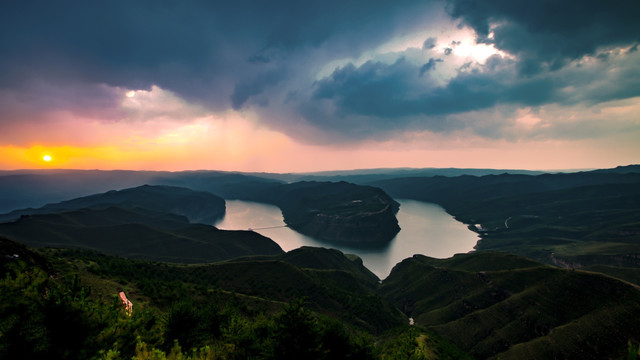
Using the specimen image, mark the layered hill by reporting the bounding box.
[0,207,283,263]
[369,167,640,267]
[156,175,402,245]
[0,170,282,213]
[6,235,640,358]
[0,186,283,263]
[0,171,402,246]
[379,252,640,359]
[46,244,405,334]
[0,184,226,224]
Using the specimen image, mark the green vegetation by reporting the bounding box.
[0,185,284,263]
[3,234,640,358]
[0,207,283,263]
[376,327,474,360]
[371,168,640,270]
[3,166,640,358]
[0,238,469,359]
[0,258,374,359]
[380,252,640,359]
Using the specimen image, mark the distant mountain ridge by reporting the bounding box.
[369,170,640,268]
[0,184,226,224]
[0,165,636,213]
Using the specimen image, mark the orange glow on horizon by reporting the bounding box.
[0,133,637,173]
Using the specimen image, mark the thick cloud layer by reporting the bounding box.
[446,0,640,74]
[1,0,639,145]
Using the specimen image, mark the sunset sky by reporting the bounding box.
[1,0,639,172]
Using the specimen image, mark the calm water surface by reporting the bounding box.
[214,199,478,279]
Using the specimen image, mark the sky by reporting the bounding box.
[1,0,639,172]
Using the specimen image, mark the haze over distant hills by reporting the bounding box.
[0,165,627,214]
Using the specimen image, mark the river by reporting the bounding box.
[214,199,478,279]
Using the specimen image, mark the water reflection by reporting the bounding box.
[214,199,478,279]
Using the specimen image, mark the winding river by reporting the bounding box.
[214,199,478,279]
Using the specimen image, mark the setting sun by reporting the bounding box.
[43,154,52,162]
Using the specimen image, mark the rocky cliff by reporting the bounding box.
[267,181,401,245]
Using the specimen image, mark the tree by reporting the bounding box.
[272,299,321,360]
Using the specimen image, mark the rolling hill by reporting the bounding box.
[369,168,640,267]
[0,185,283,263]
[0,206,283,263]
[0,184,226,224]
[379,252,640,359]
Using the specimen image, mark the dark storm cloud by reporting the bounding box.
[0,0,432,113]
[1,0,639,144]
[230,68,287,110]
[311,56,555,119]
[286,0,640,140]
[303,48,640,139]
[445,0,640,74]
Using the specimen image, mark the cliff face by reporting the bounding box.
[292,200,400,244]
[272,182,401,245]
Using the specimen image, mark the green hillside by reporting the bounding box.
[242,246,380,284]
[370,170,640,268]
[0,237,420,359]
[0,206,283,263]
[4,234,640,359]
[2,166,640,358]
[379,252,640,359]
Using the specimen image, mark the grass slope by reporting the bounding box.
[48,246,405,334]
[379,252,640,359]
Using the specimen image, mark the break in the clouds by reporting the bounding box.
[446,0,640,74]
[0,0,639,169]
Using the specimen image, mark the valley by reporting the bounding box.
[1,165,640,359]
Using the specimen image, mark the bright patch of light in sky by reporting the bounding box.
[315,22,510,82]
[445,41,504,62]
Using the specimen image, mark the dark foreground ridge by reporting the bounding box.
[2,238,640,359]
